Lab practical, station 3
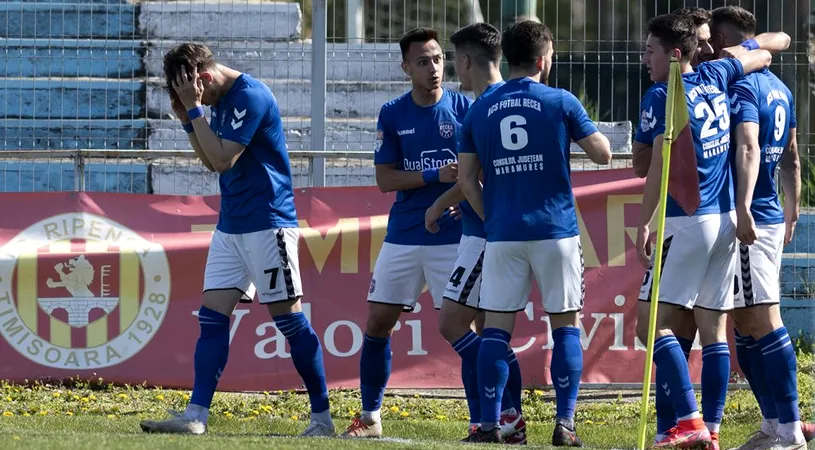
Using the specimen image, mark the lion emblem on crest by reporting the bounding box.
[46,255,95,297]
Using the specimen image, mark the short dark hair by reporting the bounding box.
[450,22,502,66]
[163,43,216,96]
[711,6,757,36]
[399,27,440,60]
[501,20,554,70]
[672,6,711,28]
[647,13,698,63]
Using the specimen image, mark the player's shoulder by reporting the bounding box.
[228,74,274,107]
[378,91,413,123]
[641,83,667,104]
[696,59,742,85]
[443,88,474,116]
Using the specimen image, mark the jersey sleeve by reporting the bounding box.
[373,104,399,165]
[218,87,269,146]
[789,93,797,129]
[562,91,599,141]
[729,78,759,126]
[701,58,745,89]
[634,86,667,145]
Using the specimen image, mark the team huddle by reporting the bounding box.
[137,4,811,450]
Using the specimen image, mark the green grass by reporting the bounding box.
[0,349,812,449]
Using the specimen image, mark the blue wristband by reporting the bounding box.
[182,122,195,133]
[422,168,440,184]
[187,106,205,121]
[741,39,759,51]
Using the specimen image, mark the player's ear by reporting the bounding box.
[199,71,214,83]
[670,48,681,61]
[401,60,410,76]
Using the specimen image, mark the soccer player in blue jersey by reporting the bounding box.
[458,20,612,445]
[711,7,812,450]
[423,22,527,445]
[634,8,792,445]
[139,43,334,437]
[634,14,773,449]
[340,28,471,439]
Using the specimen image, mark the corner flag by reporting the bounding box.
[635,56,698,450]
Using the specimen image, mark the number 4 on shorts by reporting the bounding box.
[264,267,279,290]
[448,266,466,288]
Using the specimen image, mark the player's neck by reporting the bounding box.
[508,69,542,83]
[218,66,243,93]
[472,68,503,98]
[410,87,444,107]
[680,62,693,74]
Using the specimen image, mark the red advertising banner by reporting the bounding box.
[0,169,715,391]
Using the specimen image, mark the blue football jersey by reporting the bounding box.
[459,81,505,239]
[209,74,298,234]
[374,89,471,245]
[636,58,745,217]
[730,68,796,225]
[459,77,599,242]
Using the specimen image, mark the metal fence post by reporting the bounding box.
[346,0,364,44]
[310,0,328,187]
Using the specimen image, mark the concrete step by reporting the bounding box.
[146,78,460,118]
[147,118,633,153]
[0,119,147,150]
[1,78,144,120]
[0,3,137,39]
[780,252,815,298]
[0,161,148,193]
[1,39,144,78]
[139,1,301,41]
[783,211,815,254]
[145,41,405,82]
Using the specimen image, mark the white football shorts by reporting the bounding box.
[442,235,486,309]
[734,223,785,309]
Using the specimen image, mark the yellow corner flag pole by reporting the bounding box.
[636,56,681,450]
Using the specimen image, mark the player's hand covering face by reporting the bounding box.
[172,68,205,110]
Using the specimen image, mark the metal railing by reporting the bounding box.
[0,149,633,195]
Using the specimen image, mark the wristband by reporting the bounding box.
[182,122,195,133]
[422,167,440,184]
[187,106,205,121]
[741,39,759,51]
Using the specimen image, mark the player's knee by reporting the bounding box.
[265,298,301,318]
[438,305,473,343]
[201,289,242,316]
[365,303,402,338]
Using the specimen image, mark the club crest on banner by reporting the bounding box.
[0,213,171,370]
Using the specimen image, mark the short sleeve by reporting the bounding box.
[562,91,599,141]
[218,87,269,146]
[634,86,667,145]
[700,58,745,89]
[373,104,399,165]
[729,79,759,125]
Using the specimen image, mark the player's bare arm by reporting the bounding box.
[170,94,215,172]
[734,122,760,244]
[720,31,791,58]
[635,133,665,268]
[576,131,612,164]
[780,128,800,245]
[174,69,246,173]
[632,141,652,178]
[424,183,465,233]
[374,162,457,193]
[457,153,484,221]
[735,49,772,75]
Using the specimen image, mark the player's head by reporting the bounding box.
[643,13,697,82]
[400,27,444,92]
[710,6,757,54]
[501,20,554,82]
[163,43,221,106]
[672,6,715,66]
[450,22,502,91]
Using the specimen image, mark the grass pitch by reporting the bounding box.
[0,348,812,450]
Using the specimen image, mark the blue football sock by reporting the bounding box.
[274,312,330,415]
[504,349,523,414]
[735,330,763,414]
[478,328,511,431]
[653,335,698,419]
[190,306,230,409]
[360,334,391,413]
[759,327,800,424]
[701,343,730,431]
[746,334,778,420]
[453,331,482,424]
[655,335,693,434]
[552,327,582,425]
